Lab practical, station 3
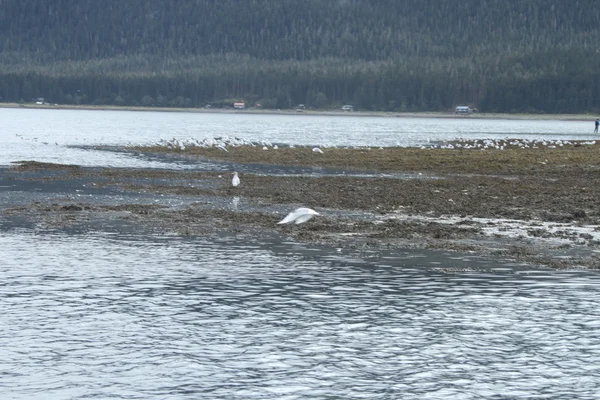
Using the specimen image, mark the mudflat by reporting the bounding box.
[5,139,600,269]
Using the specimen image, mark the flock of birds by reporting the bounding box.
[153,135,331,153]
[427,138,597,150]
[154,136,256,152]
[153,135,598,153]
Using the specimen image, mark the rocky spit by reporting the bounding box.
[4,138,600,269]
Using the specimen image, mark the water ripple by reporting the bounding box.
[1,231,600,399]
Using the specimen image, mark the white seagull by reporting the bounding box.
[231,171,240,187]
[277,207,320,225]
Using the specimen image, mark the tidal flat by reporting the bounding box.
[5,140,600,269]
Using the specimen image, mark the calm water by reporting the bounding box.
[2,108,600,399]
[0,107,596,167]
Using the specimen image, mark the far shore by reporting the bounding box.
[0,102,597,121]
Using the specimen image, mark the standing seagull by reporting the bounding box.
[232,171,240,187]
[278,207,320,225]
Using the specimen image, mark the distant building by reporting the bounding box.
[455,106,473,114]
[233,102,245,109]
[35,97,45,105]
[341,105,354,112]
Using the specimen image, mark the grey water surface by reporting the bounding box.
[1,231,600,399]
[0,107,595,168]
[2,108,600,399]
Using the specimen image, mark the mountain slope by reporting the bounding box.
[1,0,599,112]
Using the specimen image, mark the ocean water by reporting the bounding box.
[1,231,599,399]
[0,107,595,168]
[1,107,600,399]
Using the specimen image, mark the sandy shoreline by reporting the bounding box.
[1,102,597,121]
[3,140,600,269]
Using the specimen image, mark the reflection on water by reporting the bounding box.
[1,231,599,399]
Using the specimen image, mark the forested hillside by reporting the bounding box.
[1,0,599,113]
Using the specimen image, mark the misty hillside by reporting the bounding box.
[1,0,599,113]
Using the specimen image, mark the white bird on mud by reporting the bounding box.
[231,171,240,187]
[312,147,324,154]
[278,207,320,225]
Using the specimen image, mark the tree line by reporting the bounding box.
[0,0,599,113]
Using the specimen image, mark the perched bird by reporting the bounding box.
[231,171,240,187]
[312,147,324,154]
[278,207,320,225]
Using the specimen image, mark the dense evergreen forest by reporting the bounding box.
[1,0,600,113]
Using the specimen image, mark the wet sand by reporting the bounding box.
[4,141,600,269]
